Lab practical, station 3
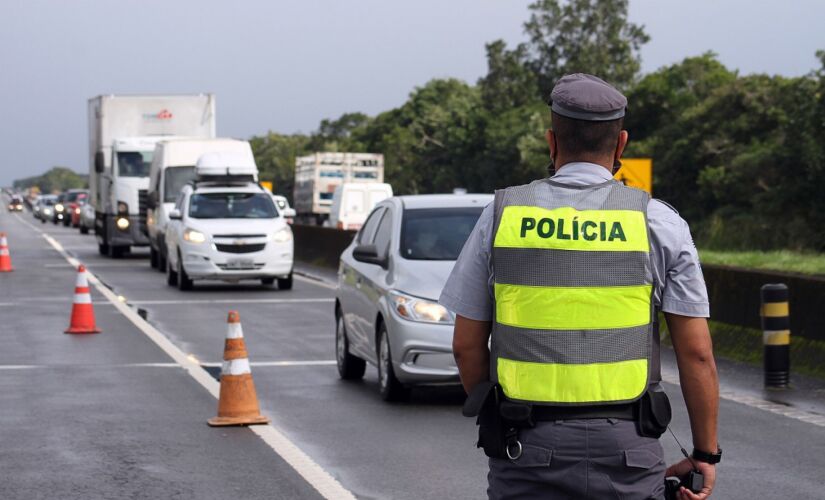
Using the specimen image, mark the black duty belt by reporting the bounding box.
[531,402,636,421]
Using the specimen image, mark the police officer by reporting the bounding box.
[440,74,720,499]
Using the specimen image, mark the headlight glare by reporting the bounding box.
[390,291,454,324]
[55,203,64,212]
[183,228,206,244]
[271,226,292,243]
[116,217,130,230]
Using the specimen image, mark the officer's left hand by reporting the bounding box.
[665,458,715,499]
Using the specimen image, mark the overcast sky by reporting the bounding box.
[1,0,823,186]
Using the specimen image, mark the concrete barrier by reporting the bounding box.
[703,264,825,342]
[289,226,825,342]
[292,224,356,270]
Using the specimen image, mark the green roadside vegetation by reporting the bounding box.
[699,250,825,276]
[660,317,825,380]
[13,166,87,194]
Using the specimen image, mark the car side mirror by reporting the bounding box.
[352,244,387,268]
[169,209,182,220]
[94,151,105,173]
[282,208,296,218]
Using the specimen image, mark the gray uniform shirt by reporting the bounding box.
[439,162,709,321]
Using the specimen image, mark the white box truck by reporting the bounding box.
[293,152,384,225]
[88,94,216,257]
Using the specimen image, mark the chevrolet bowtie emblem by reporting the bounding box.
[233,239,246,245]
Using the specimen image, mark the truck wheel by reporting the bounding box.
[177,252,193,291]
[166,253,177,286]
[277,273,293,290]
[108,245,126,258]
[149,246,159,269]
[80,225,89,235]
[98,242,109,255]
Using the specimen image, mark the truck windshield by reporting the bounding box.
[188,193,278,219]
[117,151,153,178]
[164,166,196,203]
[401,207,483,261]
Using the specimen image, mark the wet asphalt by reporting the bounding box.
[2,206,825,499]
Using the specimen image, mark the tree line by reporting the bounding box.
[251,0,825,251]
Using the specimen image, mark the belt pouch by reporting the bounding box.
[462,382,507,458]
[637,384,672,438]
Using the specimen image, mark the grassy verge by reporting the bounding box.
[659,316,825,380]
[698,249,825,276]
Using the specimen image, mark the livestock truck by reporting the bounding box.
[293,152,384,225]
[88,94,215,257]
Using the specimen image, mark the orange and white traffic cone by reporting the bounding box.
[65,265,100,334]
[208,311,269,426]
[0,233,13,272]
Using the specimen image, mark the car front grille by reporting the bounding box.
[213,234,267,238]
[216,263,265,270]
[138,189,148,234]
[214,243,266,254]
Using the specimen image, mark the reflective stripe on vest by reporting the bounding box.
[491,179,653,406]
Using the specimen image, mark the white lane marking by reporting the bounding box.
[15,214,356,500]
[294,273,337,291]
[130,298,334,305]
[201,360,337,368]
[662,368,825,428]
[0,363,181,370]
[45,262,142,268]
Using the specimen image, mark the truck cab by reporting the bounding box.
[94,137,159,257]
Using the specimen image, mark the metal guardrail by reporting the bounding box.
[292,224,356,270]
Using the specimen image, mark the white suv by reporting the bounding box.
[164,180,294,290]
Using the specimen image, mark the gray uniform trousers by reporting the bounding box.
[488,418,665,500]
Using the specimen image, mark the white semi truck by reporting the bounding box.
[293,152,384,225]
[88,94,216,257]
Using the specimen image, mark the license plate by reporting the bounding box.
[225,259,253,269]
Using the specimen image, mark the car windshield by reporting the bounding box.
[188,193,278,219]
[117,151,153,178]
[401,207,484,261]
[164,166,196,203]
[65,191,87,203]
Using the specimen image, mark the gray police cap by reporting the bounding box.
[549,73,627,121]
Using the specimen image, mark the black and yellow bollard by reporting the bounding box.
[760,284,790,388]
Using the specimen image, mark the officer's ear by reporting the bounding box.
[546,129,557,159]
[614,130,628,163]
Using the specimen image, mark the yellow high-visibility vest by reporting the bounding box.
[491,179,653,405]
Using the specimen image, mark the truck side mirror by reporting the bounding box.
[94,151,105,173]
[169,209,182,220]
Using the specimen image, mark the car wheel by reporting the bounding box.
[177,252,193,291]
[277,272,293,290]
[158,243,168,273]
[166,252,178,286]
[41,219,46,224]
[149,246,159,269]
[377,323,409,402]
[336,314,366,380]
[63,218,70,227]
[261,277,275,286]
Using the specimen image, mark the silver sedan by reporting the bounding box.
[335,193,492,401]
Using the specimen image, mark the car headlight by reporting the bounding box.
[270,226,292,243]
[117,201,128,214]
[116,217,130,230]
[390,290,454,324]
[183,228,206,244]
[55,203,64,212]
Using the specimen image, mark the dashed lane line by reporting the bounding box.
[0,361,337,370]
[201,360,337,368]
[129,298,334,305]
[12,213,357,500]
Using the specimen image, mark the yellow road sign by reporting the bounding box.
[614,158,652,194]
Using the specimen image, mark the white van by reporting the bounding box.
[328,182,393,230]
[147,138,256,271]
